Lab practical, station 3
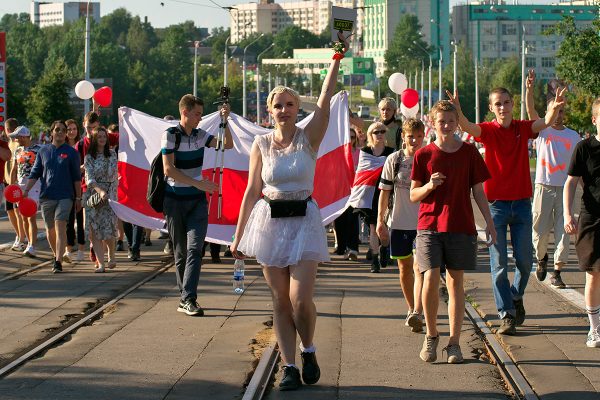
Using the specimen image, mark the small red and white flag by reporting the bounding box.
[112,92,355,245]
[346,150,387,211]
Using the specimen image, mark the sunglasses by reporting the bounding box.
[372,130,386,135]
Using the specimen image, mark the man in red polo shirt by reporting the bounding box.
[447,86,566,335]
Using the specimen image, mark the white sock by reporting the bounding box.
[300,343,316,353]
[286,363,297,368]
[586,305,600,332]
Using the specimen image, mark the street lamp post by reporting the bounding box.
[83,0,92,115]
[452,41,458,95]
[438,48,443,102]
[412,41,432,112]
[242,33,264,119]
[224,36,230,86]
[193,40,199,96]
[256,43,274,126]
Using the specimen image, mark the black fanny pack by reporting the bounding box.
[264,196,311,218]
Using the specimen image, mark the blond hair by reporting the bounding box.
[429,100,459,122]
[378,97,397,111]
[266,86,300,111]
[592,98,600,118]
[402,118,425,138]
[366,122,387,147]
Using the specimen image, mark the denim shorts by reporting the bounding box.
[416,230,478,273]
[41,198,73,226]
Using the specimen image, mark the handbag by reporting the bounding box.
[264,196,311,218]
[86,192,105,209]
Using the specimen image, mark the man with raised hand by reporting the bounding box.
[447,85,566,335]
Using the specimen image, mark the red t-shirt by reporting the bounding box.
[475,120,536,201]
[75,135,119,192]
[411,141,490,235]
[0,140,8,184]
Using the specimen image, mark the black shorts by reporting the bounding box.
[576,211,600,272]
[5,200,14,211]
[390,229,416,259]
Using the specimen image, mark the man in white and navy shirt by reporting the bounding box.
[162,94,232,316]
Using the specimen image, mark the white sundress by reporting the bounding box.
[238,128,330,267]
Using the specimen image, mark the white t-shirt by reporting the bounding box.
[534,126,581,186]
[378,150,419,230]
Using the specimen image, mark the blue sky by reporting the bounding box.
[2,1,563,30]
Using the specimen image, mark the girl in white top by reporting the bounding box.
[376,119,425,333]
[231,35,349,390]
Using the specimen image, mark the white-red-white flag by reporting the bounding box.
[346,150,387,211]
[113,91,354,245]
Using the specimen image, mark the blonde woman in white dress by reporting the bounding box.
[231,36,349,391]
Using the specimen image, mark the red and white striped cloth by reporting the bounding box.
[346,150,387,210]
[111,92,355,245]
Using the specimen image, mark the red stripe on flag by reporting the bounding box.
[203,169,248,225]
[352,167,383,187]
[118,162,162,218]
[313,143,355,208]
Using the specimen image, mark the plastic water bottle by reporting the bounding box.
[233,259,245,294]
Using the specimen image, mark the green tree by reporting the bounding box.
[384,14,430,78]
[273,26,326,57]
[26,59,73,133]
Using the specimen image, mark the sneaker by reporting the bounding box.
[514,299,526,326]
[344,249,358,261]
[23,245,36,258]
[586,329,600,348]
[107,261,116,269]
[128,248,134,260]
[164,241,174,255]
[550,271,566,289]
[443,344,464,364]
[379,245,389,268]
[370,255,380,273]
[11,237,21,251]
[300,351,320,384]
[420,335,439,362]
[52,260,63,274]
[407,312,424,333]
[365,248,372,261]
[116,240,124,251]
[211,254,222,264]
[75,249,84,262]
[89,247,97,263]
[62,251,73,264]
[497,316,516,335]
[536,253,548,281]
[144,238,152,246]
[223,248,233,257]
[13,241,26,252]
[95,265,105,273]
[131,249,140,261]
[279,365,301,391]
[177,299,204,316]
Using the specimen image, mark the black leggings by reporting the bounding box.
[67,206,85,247]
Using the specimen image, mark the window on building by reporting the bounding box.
[501,41,517,52]
[526,57,536,68]
[482,24,496,35]
[482,41,497,52]
[525,40,536,52]
[541,23,555,33]
[541,57,555,68]
[501,23,516,35]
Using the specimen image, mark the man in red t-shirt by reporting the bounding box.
[447,86,566,335]
[410,101,496,364]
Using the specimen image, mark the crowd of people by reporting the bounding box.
[0,42,598,392]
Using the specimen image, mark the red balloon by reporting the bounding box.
[19,197,37,218]
[5,184,23,203]
[401,89,419,109]
[93,86,113,107]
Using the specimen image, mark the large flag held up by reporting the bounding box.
[113,91,355,245]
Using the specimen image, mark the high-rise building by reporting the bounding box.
[362,0,450,76]
[230,0,364,48]
[30,1,100,28]
[453,1,598,80]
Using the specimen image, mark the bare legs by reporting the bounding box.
[422,267,464,344]
[397,255,423,314]
[262,261,318,365]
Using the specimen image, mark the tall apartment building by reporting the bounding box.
[230,0,363,47]
[453,1,598,80]
[362,0,450,76]
[30,1,100,28]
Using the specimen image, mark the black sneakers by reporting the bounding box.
[279,365,301,391]
[116,240,124,251]
[536,253,548,281]
[52,260,62,273]
[300,351,321,385]
[177,299,204,316]
[550,271,566,289]
[379,245,389,268]
[370,254,380,273]
[514,299,526,326]
[498,315,516,335]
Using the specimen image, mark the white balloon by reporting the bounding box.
[75,80,95,100]
[401,103,420,119]
[388,73,408,95]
